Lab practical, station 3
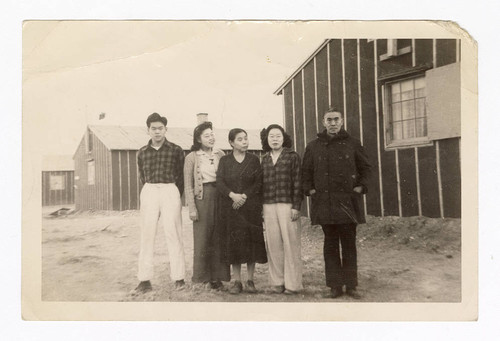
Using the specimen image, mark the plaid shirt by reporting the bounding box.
[137,138,184,194]
[261,148,302,210]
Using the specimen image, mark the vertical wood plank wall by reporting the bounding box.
[74,132,113,211]
[41,171,75,206]
[280,39,461,218]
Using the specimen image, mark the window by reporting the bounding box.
[383,63,461,149]
[50,175,65,190]
[87,160,95,185]
[384,76,430,148]
[379,39,412,61]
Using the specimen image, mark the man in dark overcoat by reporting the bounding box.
[302,108,371,299]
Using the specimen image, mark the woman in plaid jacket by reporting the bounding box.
[260,124,303,294]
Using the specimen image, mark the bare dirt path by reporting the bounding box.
[42,207,460,302]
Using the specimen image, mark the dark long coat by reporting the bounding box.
[301,129,372,225]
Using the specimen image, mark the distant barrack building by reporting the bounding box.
[73,124,263,211]
[275,39,461,219]
[42,155,75,206]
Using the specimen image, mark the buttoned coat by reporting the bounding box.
[301,129,372,225]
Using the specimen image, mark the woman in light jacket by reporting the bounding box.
[260,124,303,294]
[184,121,230,289]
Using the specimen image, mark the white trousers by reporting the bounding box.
[138,183,185,282]
[263,203,303,291]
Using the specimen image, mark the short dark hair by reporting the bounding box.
[191,121,213,151]
[146,112,168,128]
[260,124,293,152]
[228,128,247,144]
[323,107,343,119]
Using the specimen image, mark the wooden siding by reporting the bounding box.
[359,39,382,216]
[284,83,294,145]
[418,144,441,218]
[329,40,344,110]
[110,150,141,211]
[41,171,75,206]
[439,138,461,218]
[74,131,112,211]
[344,39,361,140]
[279,39,461,218]
[315,47,329,130]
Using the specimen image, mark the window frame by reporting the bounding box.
[382,74,433,150]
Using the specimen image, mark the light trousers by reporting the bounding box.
[138,183,185,282]
[263,203,303,291]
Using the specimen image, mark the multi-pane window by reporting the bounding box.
[386,76,427,145]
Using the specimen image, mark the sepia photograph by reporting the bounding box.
[21,20,477,321]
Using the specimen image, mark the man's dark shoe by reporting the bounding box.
[246,280,257,293]
[174,279,186,291]
[330,286,343,298]
[133,280,152,294]
[284,289,298,295]
[346,287,361,299]
[229,280,243,294]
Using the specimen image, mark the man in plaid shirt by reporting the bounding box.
[133,113,186,294]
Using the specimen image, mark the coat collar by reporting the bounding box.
[147,138,171,149]
[264,147,294,158]
[317,128,349,144]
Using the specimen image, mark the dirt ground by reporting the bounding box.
[41,206,461,302]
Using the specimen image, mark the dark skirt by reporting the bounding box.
[192,184,230,283]
[218,195,268,265]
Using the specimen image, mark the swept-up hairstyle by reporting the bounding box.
[260,124,293,152]
[146,112,168,127]
[190,121,213,151]
[228,128,247,144]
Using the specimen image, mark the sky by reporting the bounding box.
[23,21,340,156]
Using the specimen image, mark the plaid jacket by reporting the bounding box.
[261,148,302,210]
[137,138,185,194]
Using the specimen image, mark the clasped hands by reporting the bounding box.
[230,192,247,210]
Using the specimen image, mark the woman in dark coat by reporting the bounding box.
[216,128,267,294]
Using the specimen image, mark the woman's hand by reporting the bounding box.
[291,209,300,221]
[229,192,246,210]
[189,209,199,222]
[353,186,363,194]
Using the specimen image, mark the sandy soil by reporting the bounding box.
[41,206,461,302]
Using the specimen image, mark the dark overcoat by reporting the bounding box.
[301,129,372,225]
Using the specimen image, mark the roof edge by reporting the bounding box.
[273,39,331,95]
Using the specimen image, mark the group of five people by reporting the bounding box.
[134,108,371,299]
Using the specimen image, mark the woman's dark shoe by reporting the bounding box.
[229,280,243,294]
[210,280,223,290]
[271,285,285,294]
[133,280,152,294]
[174,279,186,291]
[245,280,257,293]
[330,286,343,298]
